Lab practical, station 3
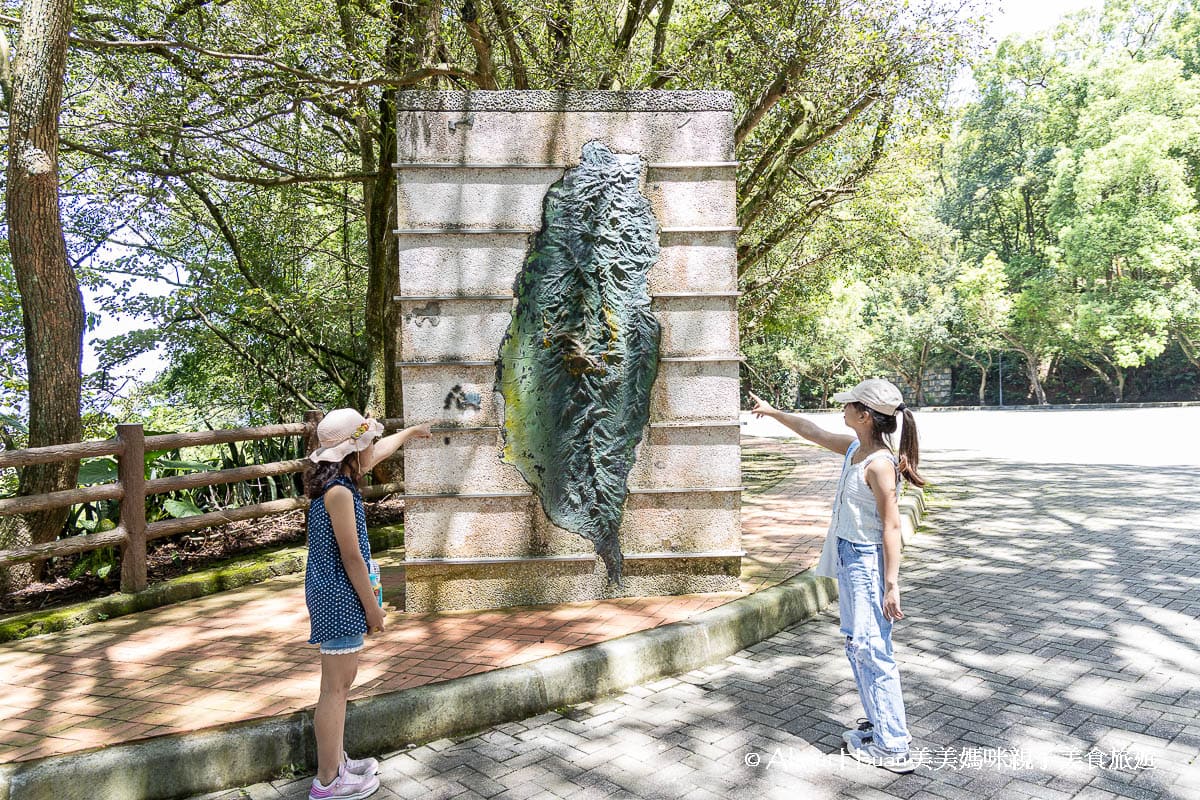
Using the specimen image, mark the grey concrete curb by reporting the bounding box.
[0,492,926,800]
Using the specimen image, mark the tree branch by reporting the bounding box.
[176,175,354,394]
[62,137,374,185]
[192,305,319,409]
[489,0,529,88]
[598,0,658,90]
[649,8,734,89]
[461,0,499,89]
[548,0,572,88]
[58,25,475,90]
[739,90,880,228]
[213,307,367,369]
[650,0,674,81]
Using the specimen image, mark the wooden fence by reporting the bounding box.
[0,413,404,593]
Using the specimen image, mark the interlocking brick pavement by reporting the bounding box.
[0,439,840,764]
[206,428,1200,800]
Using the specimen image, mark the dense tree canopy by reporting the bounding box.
[2,1,1199,586]
[758,0,1200,408]
[1,0,981,426]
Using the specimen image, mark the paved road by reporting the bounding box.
[209,408,1200,800]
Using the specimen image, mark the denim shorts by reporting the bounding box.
[318,632,364,655]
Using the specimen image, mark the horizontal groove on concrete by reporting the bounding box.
[391,161,738,169]
[404,550,746,567]
[392,292,741,301]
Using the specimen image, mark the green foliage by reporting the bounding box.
[68,547,117,581]
[747,0,1200,407]
[0,0,983,426]
[772,279,871,408]
[930,0,1200,403]
[4,0,1195,434]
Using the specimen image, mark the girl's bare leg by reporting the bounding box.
[314,652,359,784]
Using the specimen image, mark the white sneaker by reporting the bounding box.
[842,718,874,750]
[308,763,381,799]
[845,738,916,774]
[343,750,379,776]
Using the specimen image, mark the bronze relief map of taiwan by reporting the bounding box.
[497,141,661,583]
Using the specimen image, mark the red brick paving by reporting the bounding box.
[0,438,837,763]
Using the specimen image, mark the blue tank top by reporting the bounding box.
[305,475,370,644]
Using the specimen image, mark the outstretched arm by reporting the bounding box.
[749,392,856,455]
[360,423,432,473]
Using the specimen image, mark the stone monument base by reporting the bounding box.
[404,554,741,612]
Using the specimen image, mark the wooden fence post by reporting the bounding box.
[117,423,147,593]
[303,410,324,455]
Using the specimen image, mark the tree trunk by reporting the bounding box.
[1179,334,1200,370]
[1077,356,1121,403]
[2,0,83,592]
[364,92,400,421]
[1007,341,1048,405]
[363,1,437,483]
[365,1,434,423]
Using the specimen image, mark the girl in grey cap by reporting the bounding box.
[750,378,924,773]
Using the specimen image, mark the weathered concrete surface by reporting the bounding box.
[404,556,744,613]
[396,166,735,230]
[649,238,738,294]
[649,360,741,422]
[402,490,742,562]
[396,295,737,362]
[652,296,740,358]
[401,424,740,496]
[394,90,735,112]
[397,105,733,166]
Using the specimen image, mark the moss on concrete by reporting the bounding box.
[741,448,797,495]
[0,523,405,644]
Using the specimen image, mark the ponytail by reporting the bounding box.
[851,399,925,487]
[897,407,925,488]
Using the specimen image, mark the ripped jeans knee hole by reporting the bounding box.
[845,635,871,664]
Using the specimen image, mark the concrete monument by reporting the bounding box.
[395,91,741,612]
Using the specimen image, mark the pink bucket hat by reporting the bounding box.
[308,408,385,463]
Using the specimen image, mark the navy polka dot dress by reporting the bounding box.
[305,475,370,644]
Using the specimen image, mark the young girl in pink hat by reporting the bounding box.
[751,378,924,774]
[303,409,430,800]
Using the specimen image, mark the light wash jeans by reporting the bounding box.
[837,537,911,753]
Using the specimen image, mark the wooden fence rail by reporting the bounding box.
[0,413,406,593]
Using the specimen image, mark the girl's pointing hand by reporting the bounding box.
[749,392,776,418]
